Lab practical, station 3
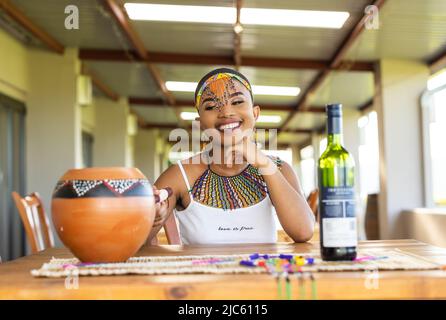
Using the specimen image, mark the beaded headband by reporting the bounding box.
[194,68,253,109]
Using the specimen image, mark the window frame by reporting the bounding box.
[420,83,446,208]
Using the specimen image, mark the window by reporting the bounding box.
[422,70,446,207]
[358,111,380,197]
[0,93,26,261]
[299,145,315,197]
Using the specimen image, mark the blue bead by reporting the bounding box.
[306,257,315,265]
[249,253,260,260]
[240,260,256,267]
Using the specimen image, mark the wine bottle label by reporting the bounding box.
[320,186,357,247]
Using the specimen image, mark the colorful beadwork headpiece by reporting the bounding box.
[194,68,253,109]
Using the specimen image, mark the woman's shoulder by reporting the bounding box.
[178,153,205,166]
[158,154,207,183]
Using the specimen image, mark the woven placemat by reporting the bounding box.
[31,248,442,278]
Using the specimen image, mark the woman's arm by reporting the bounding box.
[146,165,181,244]
[261,159,315,242]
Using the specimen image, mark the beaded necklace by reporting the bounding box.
[190,155,283,210]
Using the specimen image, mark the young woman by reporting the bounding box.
[149,68,315,244]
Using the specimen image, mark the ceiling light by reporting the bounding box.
[125,3,349,29]
[166,81,300,96]
[240,8,349,28]
[124,3,235,24]
[180,112,199,121]
[252,85,300,96]
[233,23,244,34]
[256,115,282,123]
[165,81,197,92]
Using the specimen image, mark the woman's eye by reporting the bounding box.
[232,100,244,105]
[205,105,217,110]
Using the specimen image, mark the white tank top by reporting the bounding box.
[174,160,278,245]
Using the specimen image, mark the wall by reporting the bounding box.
[134,129,160,182]
[400,210,446,247]
[26,47,83,246]
[376,59,429,239]
[93,97,130,167]
[343,107,366,240]
[81,101,96,134]
[0,28,28,102]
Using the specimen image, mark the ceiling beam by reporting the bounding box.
[297,137,313,150]
[81,64,119,102]
[128,97,326,113]
[331,0,387,69]
[102,0,176,107]
[279,0,387,132]
[428,48,446,73]
[358,98,374,112]
[0,0,64,54]
[79,49,375,71]
[102,0,146,60]
[281,128,313,134]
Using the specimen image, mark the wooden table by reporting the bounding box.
[1,239,446,299]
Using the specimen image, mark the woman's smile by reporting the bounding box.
[216,119,243,132]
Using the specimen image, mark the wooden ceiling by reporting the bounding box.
[1,0,446,146]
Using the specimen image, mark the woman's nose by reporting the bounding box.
[217,101,234,117]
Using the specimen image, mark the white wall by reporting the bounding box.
[81,102,96,134]
[0,28,28,101]
[93,97,130,167]
[343,107,365,240]
[134,129,160,182]
[376,59,429,239]
[26,48,83,246]
[401,210,446,247]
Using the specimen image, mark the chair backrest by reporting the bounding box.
[306,189,319,221]
[364,193,379,240]
[11,191,55,253]
[162,213,181,245]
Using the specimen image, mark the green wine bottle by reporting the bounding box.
[318,104,357,261]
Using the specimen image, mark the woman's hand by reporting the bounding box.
[152,186,170,228]
[224,134,277,174]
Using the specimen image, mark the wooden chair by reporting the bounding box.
[11,191,55,253]
[158,214,181,245]
[364,193,379,240]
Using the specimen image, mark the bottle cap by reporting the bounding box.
[326,103,343,117]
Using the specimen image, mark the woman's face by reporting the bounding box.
[197,78,260,146]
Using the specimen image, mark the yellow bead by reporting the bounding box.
[296,258,306,266]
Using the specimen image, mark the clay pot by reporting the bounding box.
[51,167,164,263]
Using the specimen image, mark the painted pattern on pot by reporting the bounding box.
[53,179,152,198]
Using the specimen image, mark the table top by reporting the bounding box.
[1,239,446,299]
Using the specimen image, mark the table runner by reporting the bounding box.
[31,248,442,278]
